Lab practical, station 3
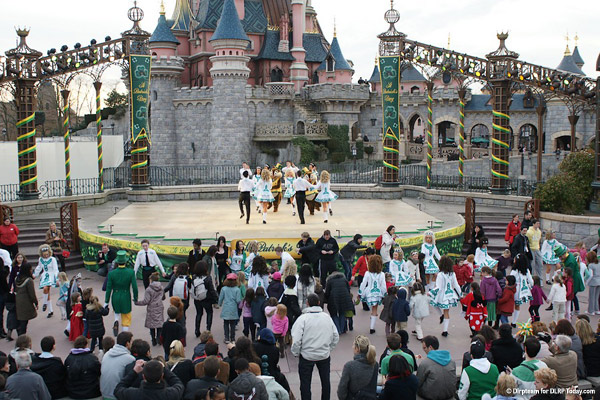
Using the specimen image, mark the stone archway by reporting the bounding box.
[408,113,423,142]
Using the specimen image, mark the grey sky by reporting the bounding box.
[1,0,598,112]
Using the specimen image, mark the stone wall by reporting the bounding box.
[540,211,600,247]
[5,189,127,215]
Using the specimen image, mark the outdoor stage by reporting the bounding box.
[78,199,465,268]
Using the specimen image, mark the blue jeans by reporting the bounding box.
[500,315,509,324]
[331,313,345,334]
[340,259,352,280]
[299,355,330,400]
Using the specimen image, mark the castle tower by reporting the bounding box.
[571,34,585,69]
[149,6,184,166]
[290,0,309,92]
[208,0,251,165]
[369,57,381,94]
[317,27,354,83]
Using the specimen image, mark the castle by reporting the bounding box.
[148,0,596,171]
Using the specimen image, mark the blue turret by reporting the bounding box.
[210,0,249,42]
[150,8,180,45]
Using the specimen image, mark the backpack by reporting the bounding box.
[374,235,383,251]
[173,276,189,300]
[192,276,208,301]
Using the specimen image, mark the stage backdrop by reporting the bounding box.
[79,224,465,276]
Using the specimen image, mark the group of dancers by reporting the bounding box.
[237,161,338,224]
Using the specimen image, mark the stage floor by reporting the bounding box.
[94,199,444,243]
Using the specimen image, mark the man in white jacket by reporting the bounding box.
[458,340,500,400]
[291,294,339,400]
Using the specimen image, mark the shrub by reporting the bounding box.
[292,137,317,165]
[355,140,364,160]
[331,152,346,164]
[364,146,374,155]
[327,125,350,160]
[536,148,594,215]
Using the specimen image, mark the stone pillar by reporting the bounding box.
[290,0,309,92]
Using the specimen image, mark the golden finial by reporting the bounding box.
[564,31,571,56]
[447,32,451,49]
[160,0,165,15]
[333,17,337,38]
[266,16,279,31]
[574,32,579,47]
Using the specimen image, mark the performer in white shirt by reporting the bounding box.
[134,239,166,289]
[239,162,252,179]
[238,171,254,224]
[293,170,314,224]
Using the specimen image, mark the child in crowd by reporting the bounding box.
[229,240,246,274]
[85,296,108,352]
[280,259,297,283]
[267,272,284,301]
[465,254,475,276]
[280,276,301,328]
[461,282,487,336]
[409,282,429,341]
[160,306,185,359]
[359,254,387,334]
[314,280,325,307]
[380,286,398,336]
[135,272,165,347]
[69,292,84,341]
[429,255,461,337]
[496,270,506,290]
[251,286,267,330]
[218,273,242,344]
[529,276,547,322]
[240,288,255,341]
[56,272,69,320]
[510,253,534,326]
[271,304,289,358]
[384,273,394,290]
[480,266,502,328]
[389,249,412,289]
[237,271,247,301]
[392,287,410,331]
[264,297,278,330]
[403,250,419,284]
[495,249,513,277]
[498,275,516,324]
[587,251,600,315]
[345,294,356,333]
[81,287,93,337]
[269,261,279,274]
[546,274,566,322]
[454,258,473,294]
[541,230,562,284]
[421,231,441,288]
[248,256,270,290]
[417,252,427,284]
[563,268,575,319]
[244,240,259,280]
[474,237,498,272]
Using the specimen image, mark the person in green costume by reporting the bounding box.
[555,246,584,314]
[105,250,138,336]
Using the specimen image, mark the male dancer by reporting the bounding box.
[239,162,252,179]
[293,170,313,224]
[133,239,166,289]
[238,171,253,224]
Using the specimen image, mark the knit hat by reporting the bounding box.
[470,340,486,359]
[554,245,567,258]
[226,272,238,280]
[115,250,128,265]
[272,272,281,281]
[258,328,276,345]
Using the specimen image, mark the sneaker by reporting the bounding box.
[263,220,266,224]
[329,209,333,216]
[240,214,244,219]
[42,304,47,312]
[324,220,328,223]
[441,331,448,337]
[113,321,119,336]
[546,280,552,285]
[369,329,375,334]
[47,312,53,318]
[439,315,444,324]
[64,329,69,337]
[151,338,157,347]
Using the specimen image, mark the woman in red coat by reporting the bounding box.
[504,214,521,246]
[0,216,19,259]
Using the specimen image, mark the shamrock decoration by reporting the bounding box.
[136,106,147,120]
[385,106,397,119]
[383,66,397,79]
[134,65,148,79]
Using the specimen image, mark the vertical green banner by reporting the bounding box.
[129,55,151,144]
[379,56,400,174]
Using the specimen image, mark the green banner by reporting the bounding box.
[379,56,400,171]
[129,55,151,144]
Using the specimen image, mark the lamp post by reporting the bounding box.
[351,144,357,170]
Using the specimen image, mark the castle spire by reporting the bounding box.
[564,31,571,56]
[160,0,165,15]
[210,0,249,42]
[334,18,337,38]
[571,32,584,68]
[150,7,180,46]
[170,0,193,31]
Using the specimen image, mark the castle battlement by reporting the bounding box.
[306,83,371,102]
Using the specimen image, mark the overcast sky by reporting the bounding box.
[1,0,598,112]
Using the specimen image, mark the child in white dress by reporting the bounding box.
[283,169,297,216]
[421,231,441,288]
[510,253,534,325]
[229,240,246,274]
[359,255,386,334]
[474,237,498,272]
[254,169,275,224]
[251,166,262,212]
[429,255,461,337]
[541,229,563,285]
[389,249,413,288]
[34,244,60,318]
[315,170,338,223]
[244,240,260,281]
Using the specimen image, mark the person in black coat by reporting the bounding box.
[31,336,67,400]
[123,339,152,389]
[64,336,101,399]
[184,356,226,400]
[96,244,116,277]
[381,355,418,400]
[85,298,109,352]
[490,324,524,373]
[468,225,485,256]
[186,239,206,273]
[325,271,353,334]
[316,230,340,285]
[253,328,291,393]
[296,233,320,276]
[114,360,184,400]
[280,276,301,327]
[511,226,533,262]
[339,234,367,280]
[0,258,10,338]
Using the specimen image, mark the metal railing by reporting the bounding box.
[0,184,20,202]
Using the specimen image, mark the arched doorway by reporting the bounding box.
[351,122,359,141]
[471,124,489,148]
[296,121,305,135]
[555,135,571,151]
[437,121,457,146]
[408,114,423,142]
[270,67,283,82]
[410,86,421,94]
[519,124,537,152]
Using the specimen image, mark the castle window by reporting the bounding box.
[152,91,158,101]
[270,67,283,82]
[371,119,376,127]
[326,55,335,72]
[229,51,232,55]
[410,86,420,94]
